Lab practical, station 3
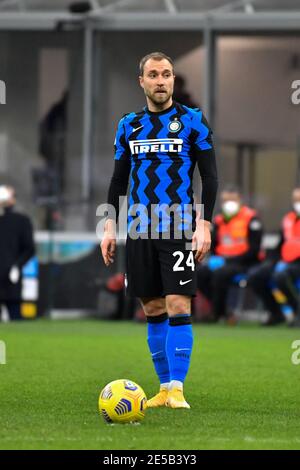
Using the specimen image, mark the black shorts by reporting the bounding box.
[125,237,197,298]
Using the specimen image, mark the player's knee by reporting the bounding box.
[140,297,166,317]
[166,295,191,315]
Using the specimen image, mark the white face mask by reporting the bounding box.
[0,186,10,203]
[293,202,300,215]
[222,200,240,218]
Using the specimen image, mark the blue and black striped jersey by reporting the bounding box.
[108,101,218,234]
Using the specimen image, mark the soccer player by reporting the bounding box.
[101,52,218,409]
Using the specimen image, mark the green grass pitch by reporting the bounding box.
[0,319,300,450]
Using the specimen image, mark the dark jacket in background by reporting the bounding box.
[0,208,35,301]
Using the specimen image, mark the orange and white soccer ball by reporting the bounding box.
[98,379,147,424]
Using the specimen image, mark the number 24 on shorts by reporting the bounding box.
[172,251,195,271]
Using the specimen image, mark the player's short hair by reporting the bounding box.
[139,52,174,76]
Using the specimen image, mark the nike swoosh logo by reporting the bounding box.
[175,348,191,352]
[133,125,143,133]
[151,351,163,357]
[179,279,192,285]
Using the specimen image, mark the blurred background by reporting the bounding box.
[0,0,300,319]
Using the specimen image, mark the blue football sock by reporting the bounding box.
[147,313,170,385]
[166,314,193,384]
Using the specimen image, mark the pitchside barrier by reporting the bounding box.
[12,232,280,320]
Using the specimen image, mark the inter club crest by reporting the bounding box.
[168,119,182,133]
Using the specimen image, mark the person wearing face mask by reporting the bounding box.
[247,188,300,326]
[197,186,263,323]
[0,185,35,321]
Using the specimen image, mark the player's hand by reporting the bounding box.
[101,219,117,266]
[192,220,211,263]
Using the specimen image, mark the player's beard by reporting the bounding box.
[146,89,173,107]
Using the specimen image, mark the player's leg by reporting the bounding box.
[140,297,170,407]
[125,237,169,407]
[157,238,196,409]
[165,294,192,409]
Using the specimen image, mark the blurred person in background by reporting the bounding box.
[37,91,69,231]
[0,185,35,321]
[197,186,263,324]
[247,188,300,327]
[39,90,68,198]
[172,74,198,109]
